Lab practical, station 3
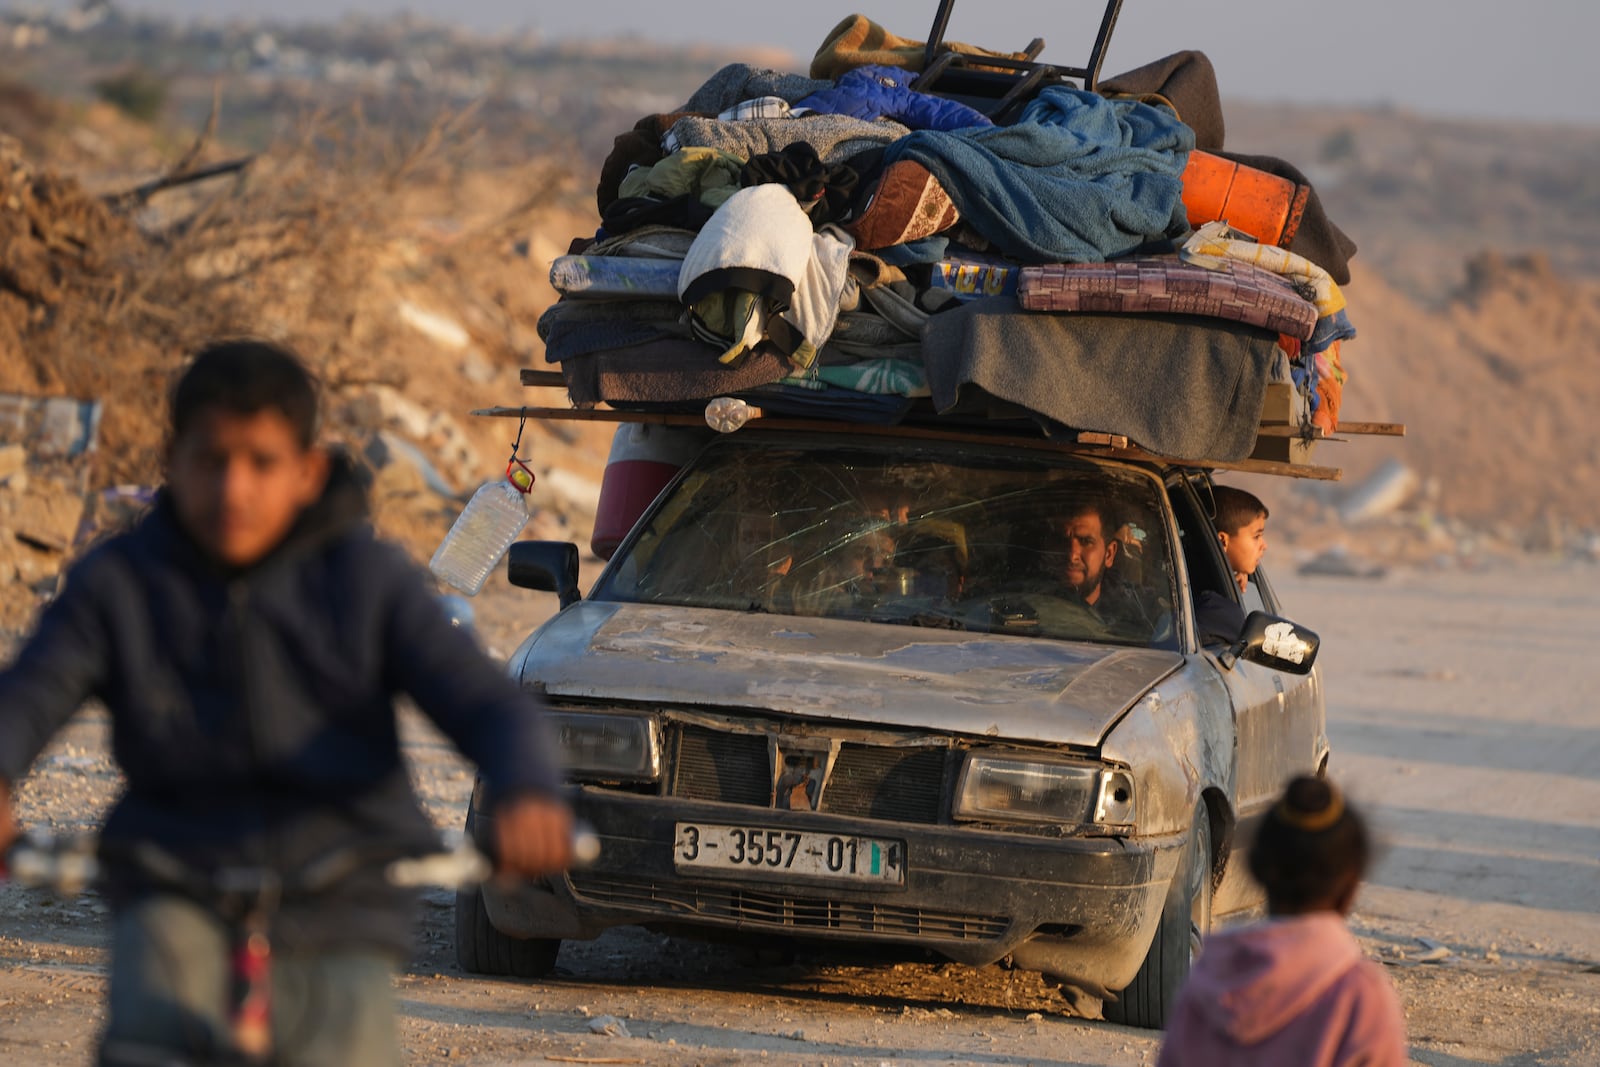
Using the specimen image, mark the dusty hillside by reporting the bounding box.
[1325,256,1600,530]
[1225,102,1600,305]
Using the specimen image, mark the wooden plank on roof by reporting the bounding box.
[1335,421,1407,436]
[470,406,1343,480]
[1253,424,1326,438]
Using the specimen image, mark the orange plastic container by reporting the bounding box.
[1180,150,1310,248]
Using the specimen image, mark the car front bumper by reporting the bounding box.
[472,787,1185,992]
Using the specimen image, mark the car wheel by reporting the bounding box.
[1104,802,1213,1029]
[454,884,562,978]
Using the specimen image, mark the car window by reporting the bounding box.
[595,436,1178,649]
[1168,476,1253,648]
[1241,576,1268,615]
[1169,477,1236,598]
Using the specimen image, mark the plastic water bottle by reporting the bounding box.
[429,459,535,595]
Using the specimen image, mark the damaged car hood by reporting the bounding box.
[519,602,1183,747]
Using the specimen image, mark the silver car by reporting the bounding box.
[456,428,1326,1028]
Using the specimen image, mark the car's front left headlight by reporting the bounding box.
[550,711,661,782]
[954,754,1135,830]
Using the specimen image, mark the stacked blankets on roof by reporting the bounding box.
[539,17,1360,461]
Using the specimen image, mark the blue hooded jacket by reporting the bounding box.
[0,456,562,953]
[794,64,994,132]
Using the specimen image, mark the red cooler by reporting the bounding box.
[591,423,709,560]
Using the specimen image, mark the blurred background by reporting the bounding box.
[2,0,1598,636]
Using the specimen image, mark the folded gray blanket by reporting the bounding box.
[538,299,690,363]
[667,114,911,165]
[678,63,831,114]
[920,301,1280,462]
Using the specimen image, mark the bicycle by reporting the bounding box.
[4,827,598,1066]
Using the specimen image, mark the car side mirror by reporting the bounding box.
[506,541,582,609]
[1220,611,1320,674]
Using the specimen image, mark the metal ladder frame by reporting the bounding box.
[912,0,1126,120]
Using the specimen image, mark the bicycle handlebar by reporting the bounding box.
[386,826,599,887]
[4,825,601,896]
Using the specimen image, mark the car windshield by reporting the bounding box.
[594,435,1178,649]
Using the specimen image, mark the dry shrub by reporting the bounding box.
[0,108,578,493]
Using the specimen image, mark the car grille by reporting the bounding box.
[672,725,771,805]
[669,725,949,824]
[819,745,947,824]
[570,873,1008,942]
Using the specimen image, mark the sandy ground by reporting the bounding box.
[3,559,1599,1065]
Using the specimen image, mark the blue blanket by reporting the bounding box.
[883,87,1194,264]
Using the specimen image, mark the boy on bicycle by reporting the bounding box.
[0,340,573,1065]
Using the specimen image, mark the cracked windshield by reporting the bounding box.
[596,439,1177,648]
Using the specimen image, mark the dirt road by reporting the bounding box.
[3,560,1598,1065]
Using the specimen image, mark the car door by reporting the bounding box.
[1167,476,1286,815]
[1250,564,1329,778]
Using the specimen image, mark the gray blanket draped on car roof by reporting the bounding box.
[919,300,1281,462]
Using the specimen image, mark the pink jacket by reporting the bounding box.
[1157,912,1408,1067]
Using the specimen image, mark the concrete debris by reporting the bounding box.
[355,385,433,441]
[1,475,86,554]
[423,410,484,491]
[368,448,435,508]
[1339,458,1420,524]
[538,467,602,519]
[397,299,471,350]
[0,526,60,586]
[458,350,498,386]
[0,394,102,458]
[351,386,483,492]
[586,1015,631,1038]
[1415,937,1453,963]
[365,431,456,499]
[1297,544,1388,579]
[0,443,24,481]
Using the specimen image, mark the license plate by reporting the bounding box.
[673,822,905,884]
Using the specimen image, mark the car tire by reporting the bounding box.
[1104,802,1213,1029]
[454,885,561,978]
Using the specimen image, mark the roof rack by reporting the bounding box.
[494,373,1405,482]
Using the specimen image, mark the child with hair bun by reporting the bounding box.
[1157,776,1407,1067]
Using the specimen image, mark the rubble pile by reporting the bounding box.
[0,121,611,635]
[0,135,141,385]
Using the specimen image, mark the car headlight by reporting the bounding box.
[954,755,1136,830]
[551,712,661,781]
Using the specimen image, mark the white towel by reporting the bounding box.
[679,185,855,369]
[679,184,815,305]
